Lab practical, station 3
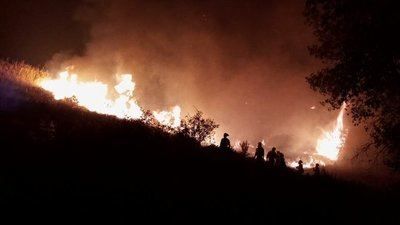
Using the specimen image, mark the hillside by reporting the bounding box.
[0,61,398,224]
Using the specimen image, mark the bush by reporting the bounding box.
[179,110,219,144]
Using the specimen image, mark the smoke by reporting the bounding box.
[47,0,362,160]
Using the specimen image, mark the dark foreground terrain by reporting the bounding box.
[0,65,399,225]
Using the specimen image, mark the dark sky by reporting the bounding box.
[0,0,364,161]
[0,0,87,64]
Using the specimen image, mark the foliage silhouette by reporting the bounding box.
[179,109,219,144]
[305,0,400,169]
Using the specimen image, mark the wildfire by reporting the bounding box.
[38,70,181,127]
[39,70,347,165]
[316,102,347,161]
[288,102,347,169]
[153,106,182,128]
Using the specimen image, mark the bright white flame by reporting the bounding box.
[153,105,182,128]
[114,74,135,95]
[232,140,243,151]
[39,71,181,127]
[288,103,347,168]
[316,102,347,161]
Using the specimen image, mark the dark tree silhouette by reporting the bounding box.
[180,109,219,144]
[305,0,400,169]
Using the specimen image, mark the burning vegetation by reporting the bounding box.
[0,60,348,168]
[0,60,397,225]
[38,70,181,127]
[316,102,347,161]
[32,64,346,168]
[0,60,349,169]
[288,103,347,168]
[1,0,400,223]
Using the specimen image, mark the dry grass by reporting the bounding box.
[0,60,48,85]
[0,60,54,108]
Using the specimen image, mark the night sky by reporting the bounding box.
[0,0,363,161]
[0,0,87,64]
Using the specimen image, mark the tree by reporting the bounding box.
[305,0,400,168]
[180,110,219,144]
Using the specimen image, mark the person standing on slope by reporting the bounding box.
[220,133,231,151]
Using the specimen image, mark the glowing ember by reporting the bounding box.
[288,156,326,169]
[38,71,181,127]
[316,102,347,161]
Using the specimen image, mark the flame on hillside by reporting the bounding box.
[288,103,347,168]
[38,70,347,165]
[316,102,347,161]
[38,71,181,128]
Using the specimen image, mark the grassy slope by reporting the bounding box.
[0,61,398,224]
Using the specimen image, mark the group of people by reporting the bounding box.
[254,142,286,168]
[294,160,321,175]
[219,132,321,175]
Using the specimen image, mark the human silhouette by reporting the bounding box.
[266,147,277,167]
[313,163,320,176]
[296,160,304,174]
[254,142,265,162]
[276,151,286,168]
[219,133,231,151]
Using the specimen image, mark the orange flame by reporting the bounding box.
[38,71,181,127]
[153,106,181,128]
[288,103,347,169]
[316,102,347,161]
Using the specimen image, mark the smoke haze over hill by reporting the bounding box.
[0,0,369,162]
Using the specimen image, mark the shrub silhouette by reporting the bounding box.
[305,1,400,168]
[179,109,219,144]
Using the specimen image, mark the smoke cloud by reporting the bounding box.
[47,0,362,161]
